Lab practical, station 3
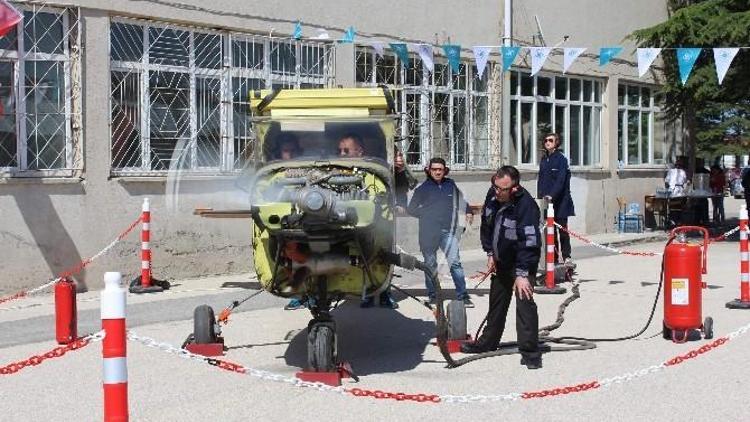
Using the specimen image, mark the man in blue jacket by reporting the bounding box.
[537,133,574,264]
[407,157,474,307]
[461,166,542,369]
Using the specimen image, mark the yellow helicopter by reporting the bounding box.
[190,88,466,371]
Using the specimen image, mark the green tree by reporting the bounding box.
[631,0,750,169]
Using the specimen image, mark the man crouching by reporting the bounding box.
[461,165,542,369]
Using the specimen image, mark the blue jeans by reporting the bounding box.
[422,229,467,299]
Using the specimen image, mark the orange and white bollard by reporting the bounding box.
[141,198,151,289]
[535,202,566,294]
[727,205,750,309]
[101,272,128,422]
[130,198,164,293]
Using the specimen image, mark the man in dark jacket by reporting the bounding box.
[537,133,574,264]
[408,157,474,307]
[742,167,750,213]
[461,165,542,369]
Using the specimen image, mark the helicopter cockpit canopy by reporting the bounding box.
[260,119,390,164]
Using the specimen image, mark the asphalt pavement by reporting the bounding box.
[2,225,750,420]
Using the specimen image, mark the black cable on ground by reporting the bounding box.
[553,237,672,343]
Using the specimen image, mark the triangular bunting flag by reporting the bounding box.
[599,47,623,66]
[637,48,661,77]
[529,47,551,76]
[0,0,21,37]
[501,46,520,71]
[417,44,434,72]
[713,48,739,85]
[390,43,410,67]
[372,42,386,58]
[473,46,491,78]
[563,48,586,74]
[677,48,701,85]
[340,26,355,43]
[442,44,461,73]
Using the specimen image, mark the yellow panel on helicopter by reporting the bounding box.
[250,88,390,115]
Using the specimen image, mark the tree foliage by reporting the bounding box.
[630,0,750,160]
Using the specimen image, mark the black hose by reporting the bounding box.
[554,237,673,343]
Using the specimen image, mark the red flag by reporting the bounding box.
[0,1,21,38]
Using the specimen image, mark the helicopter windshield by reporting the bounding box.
[261,119,389,163]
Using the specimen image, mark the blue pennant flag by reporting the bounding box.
[390,43,410,67]
[501,46,520,71]
[293,22,302,40]
[599,47,623,66]
[442,44,461,73]
[340,26,355,43]
[677,48,701,85]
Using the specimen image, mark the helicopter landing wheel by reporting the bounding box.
[446,300,468,340]
[307,322,336,372]
[193,305,218,344]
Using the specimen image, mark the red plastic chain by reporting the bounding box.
[664,337,728,367]
[555,224,660,257]
[522,381,600,399]
[707,226,741,244]
[58,216,142,279]
[347,388,441,403]
[0,216,142,305]
[0,291,27,305]
[0,337,91,375]
[206,358,247,374]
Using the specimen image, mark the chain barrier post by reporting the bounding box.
[727,204,750,309]
[54,277,77,344]
[101,272,128,422]
[130,198,164,293]
[535,203,566,294]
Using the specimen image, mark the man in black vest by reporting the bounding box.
[461,166,542,369]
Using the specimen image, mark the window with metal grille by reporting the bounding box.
[355,45,492,169]
[0,4,79,176]
[110,19,334,175]
[509,71,602,167]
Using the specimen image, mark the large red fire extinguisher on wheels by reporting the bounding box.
[663,226,714,343]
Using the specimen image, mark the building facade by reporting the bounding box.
[0,0,680,292]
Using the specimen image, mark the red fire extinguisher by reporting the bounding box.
[663,226,714,343]
[54,277,77,344]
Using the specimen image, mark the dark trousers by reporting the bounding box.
[477,269,540,360]
[555,217,572,261]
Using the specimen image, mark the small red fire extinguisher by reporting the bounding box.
[54,277,77,344]
[663,226,714,343]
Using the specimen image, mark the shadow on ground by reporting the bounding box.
[282,299,438,376]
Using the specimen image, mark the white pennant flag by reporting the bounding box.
[529,47,551,76]
[372,42,386,58]
[416,44,434,72]
[713,48,739,85]
[637,48,661,77]
[563,48,586,74]
[472,46,491,79]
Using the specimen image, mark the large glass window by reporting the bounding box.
[617,82,667,165]
[0,5,78,175]
[355,46,491,169]
[509,71,602,167]
[110,19,334,174]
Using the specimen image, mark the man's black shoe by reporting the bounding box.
[459,342,498,354]
[520,356,542,370]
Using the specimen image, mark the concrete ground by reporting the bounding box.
[2,218,750,420]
